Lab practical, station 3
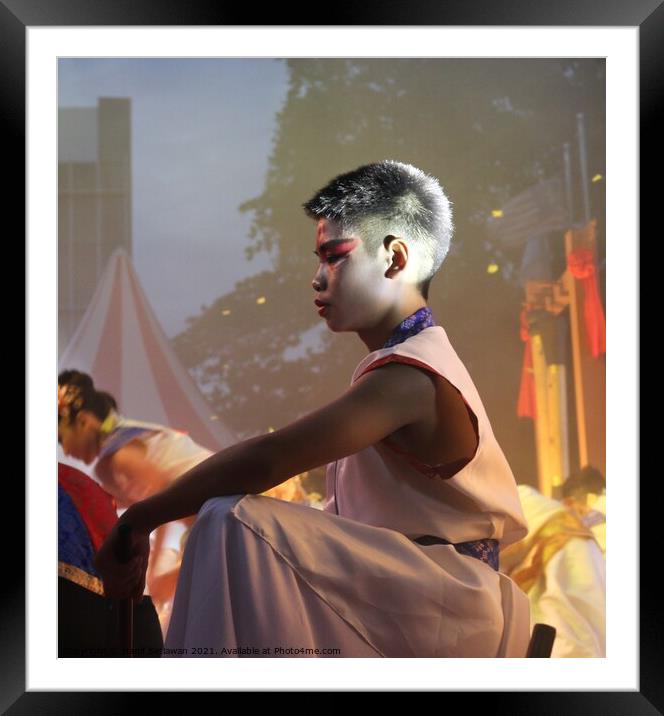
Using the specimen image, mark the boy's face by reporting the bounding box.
[312,218,394,332]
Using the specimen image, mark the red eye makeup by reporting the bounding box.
[313,238,360,260]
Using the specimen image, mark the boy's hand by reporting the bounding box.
[94,520,150,603]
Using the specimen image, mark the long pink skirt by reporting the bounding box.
[164,494,529,658]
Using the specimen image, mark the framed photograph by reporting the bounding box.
[9,0,650,708]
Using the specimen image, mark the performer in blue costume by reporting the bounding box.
[58,462,163,656]
[58,372,213,635]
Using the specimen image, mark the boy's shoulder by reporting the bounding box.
[356,351,465,426]
[367,353,471,408]
[366,359,439,395]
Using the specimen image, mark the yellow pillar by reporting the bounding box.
[530,333,553,496]
[546,363,569,495]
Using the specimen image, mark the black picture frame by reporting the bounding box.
[8,1,651,710]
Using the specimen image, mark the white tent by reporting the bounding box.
[59,248,235,455]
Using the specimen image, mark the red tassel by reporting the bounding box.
[567,247,606,358]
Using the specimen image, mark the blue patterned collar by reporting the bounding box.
[382,306,436,349]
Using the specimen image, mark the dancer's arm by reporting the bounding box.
[121,361,435,535]
[95,362,440,598]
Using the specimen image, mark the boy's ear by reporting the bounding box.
[384,236,408,277]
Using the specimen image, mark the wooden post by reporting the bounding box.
[546,362,569,494]
[522,220,604,491]
[525,283,571,498]
[529,332,552,495]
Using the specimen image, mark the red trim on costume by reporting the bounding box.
[357,354,479,481]
[58,463,118,552]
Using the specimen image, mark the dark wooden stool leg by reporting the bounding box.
[526,623,557,657]
[116,523,134,656]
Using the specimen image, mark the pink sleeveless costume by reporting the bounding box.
[164,308,531,657]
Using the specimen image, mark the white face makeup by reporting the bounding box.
[312,218,394,333]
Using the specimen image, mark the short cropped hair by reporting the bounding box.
[302,160,454,299]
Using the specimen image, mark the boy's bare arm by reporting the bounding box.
[121,362,435,534]
[269,362,434,480]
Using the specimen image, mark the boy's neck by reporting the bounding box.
[358,299,430,352]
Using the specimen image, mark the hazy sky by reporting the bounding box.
[58,58,290,338]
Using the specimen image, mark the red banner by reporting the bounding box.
[567,241,606,359]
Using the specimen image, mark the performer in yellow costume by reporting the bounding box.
[501,484,606,657]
